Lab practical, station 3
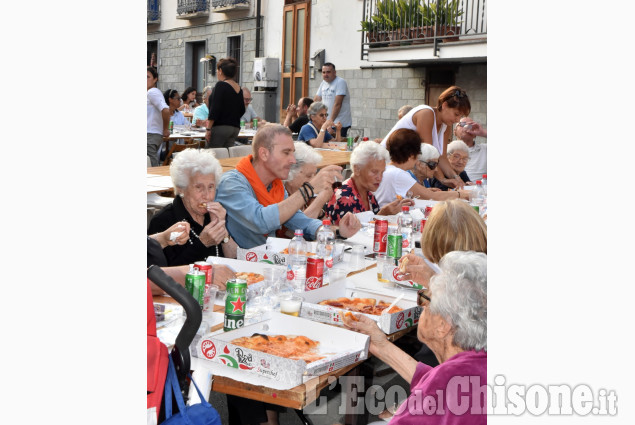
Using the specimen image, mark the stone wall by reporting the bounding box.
[148,17,262,94]
[308,63,487,142]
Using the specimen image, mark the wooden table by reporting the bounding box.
[152,263,415,410]
[217,150,351,173]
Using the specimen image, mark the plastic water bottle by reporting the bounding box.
[471,180,485,212]
[481,174,487,197]
[287,229,307,292]
[397,206,414,253]
[316,220,335,284]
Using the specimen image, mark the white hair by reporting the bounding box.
[418,143,440,162]
[350,141,390,169]
[170,148,223,195]
[286,142,323,182]
[429,251,487,352]
[308,101,327,117]
[447,139,470,156]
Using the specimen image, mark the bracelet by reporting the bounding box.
[320,129,325,133]
[298,186,308,206]
[302,182,315,198]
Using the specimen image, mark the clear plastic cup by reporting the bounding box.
[203,284,220,313]
[279,295,303,317]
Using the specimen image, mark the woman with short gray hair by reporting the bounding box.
[148,148,238,264]
[431,139,473,190]
[343,250,487,424]
[298,101,342,147]
[325,141,413,224]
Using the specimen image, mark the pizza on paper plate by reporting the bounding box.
[318,297,403,315]
[230,334,326,363]
[235,272,265,285]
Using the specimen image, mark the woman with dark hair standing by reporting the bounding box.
[204,58,245,148]
[179,86,199,112]
[147,66,170,166]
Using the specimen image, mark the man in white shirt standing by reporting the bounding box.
[314,63,352,138]
[455,117,487,181]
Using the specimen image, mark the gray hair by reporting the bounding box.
[308,101,327,118]
[398,104,413,118]
[350,141,390,169]
[170,148,223,195]
[418,143,440,162]
[447,139,470,156]
[202,85,213,102]
[429,251,487,352]
[286,142,323,182]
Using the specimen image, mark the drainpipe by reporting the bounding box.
[255,0,261,58]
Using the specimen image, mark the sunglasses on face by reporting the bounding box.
[417,289,431,307]
[422,161,438,170]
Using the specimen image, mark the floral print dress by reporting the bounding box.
[325,178,380,225]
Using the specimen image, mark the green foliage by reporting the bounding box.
[360,0,463,32]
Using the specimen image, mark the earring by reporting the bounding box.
[179,193,184,198]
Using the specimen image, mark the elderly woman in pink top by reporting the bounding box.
[344,250,487,425]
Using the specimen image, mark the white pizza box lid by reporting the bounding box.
[194,312,369,389]
[345,266,423,299]
[300,281,421,334]
[236,237,345,266]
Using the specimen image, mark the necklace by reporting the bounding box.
[182,220,220,257]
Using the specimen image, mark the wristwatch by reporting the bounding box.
[223,235,230,243]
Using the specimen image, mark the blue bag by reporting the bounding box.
[162,354,221,425]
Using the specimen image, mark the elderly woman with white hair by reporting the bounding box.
[431,139,473,191]
[297,101,342,147]
[325,141,413,225]
[344,250,487,425]
[147,148,238,265]
[411,143,444,189]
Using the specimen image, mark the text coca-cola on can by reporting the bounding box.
[373,219,388,253]
[305,256,324,291]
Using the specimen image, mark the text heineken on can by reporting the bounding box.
[386,226,402,259]
[373,219,388,253]
[224,279,247,332]
[252,118,258,130]
[347,136,354,151]
[305,256,324,291]
[185,269,206,309]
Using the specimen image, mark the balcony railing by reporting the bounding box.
[361,0,487,57]
[177,0,210,19]
[147,0,160,24]
[212,0,249,12]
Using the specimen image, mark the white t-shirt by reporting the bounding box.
[240,104,258,122]
[381,105,446,155]
[147,87,168,135]
[315,76,352,127]
[374,165,417,208]
[464,142,487,181]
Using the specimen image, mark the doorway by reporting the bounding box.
[280,1,310,121]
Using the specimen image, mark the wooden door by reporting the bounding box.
[280,1,310,121]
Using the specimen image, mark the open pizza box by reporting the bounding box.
[204,256,286,297]
[300,281,422,334]
[236,237,345,267]
[343,266,420,303]
[194,312,369,389]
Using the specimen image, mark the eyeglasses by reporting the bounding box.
[452,90,466,99]
[317,113,328,118]
[421,161,438,170]
[449,153,469,163]
[244,97,253,103]
[417,289,431,307]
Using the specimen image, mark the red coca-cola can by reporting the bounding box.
[305,256,324,291]
[194,261,213,292]
[423,206,434,219]
[421,219,427,231]
[373,219,388,253]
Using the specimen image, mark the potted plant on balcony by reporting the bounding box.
[360,19,387,47]
[429,0,463,42]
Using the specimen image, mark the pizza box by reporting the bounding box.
[299,281,422,334]
[236,237,345,267]
[344,266,420,302]
[194,312,369,388]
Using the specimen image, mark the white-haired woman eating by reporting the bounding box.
[147,148,238,265]
[430,139,473,191]
[325,141,413,225]
[344,250,487,425]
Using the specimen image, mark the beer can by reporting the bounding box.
[240,119,245,129]
[305,256,324,291]
[472,205,480,214]
[373,219,388,253]
[252,118,258,130]
[224,279,247,332]
[169,120,174,134]
[347,136,354,151]
[386,226,402,259]
[185,269,206,309]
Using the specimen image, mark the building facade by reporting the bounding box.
[148,0,487,140]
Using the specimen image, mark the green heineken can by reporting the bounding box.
[347,136,354,151]
[252,118,258,130]
[472,205,480,214]
[224,278,248,332]
[240,119,245,129]
[386,226,402,259]
[169,120,174,134]
[185,269,206,309]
